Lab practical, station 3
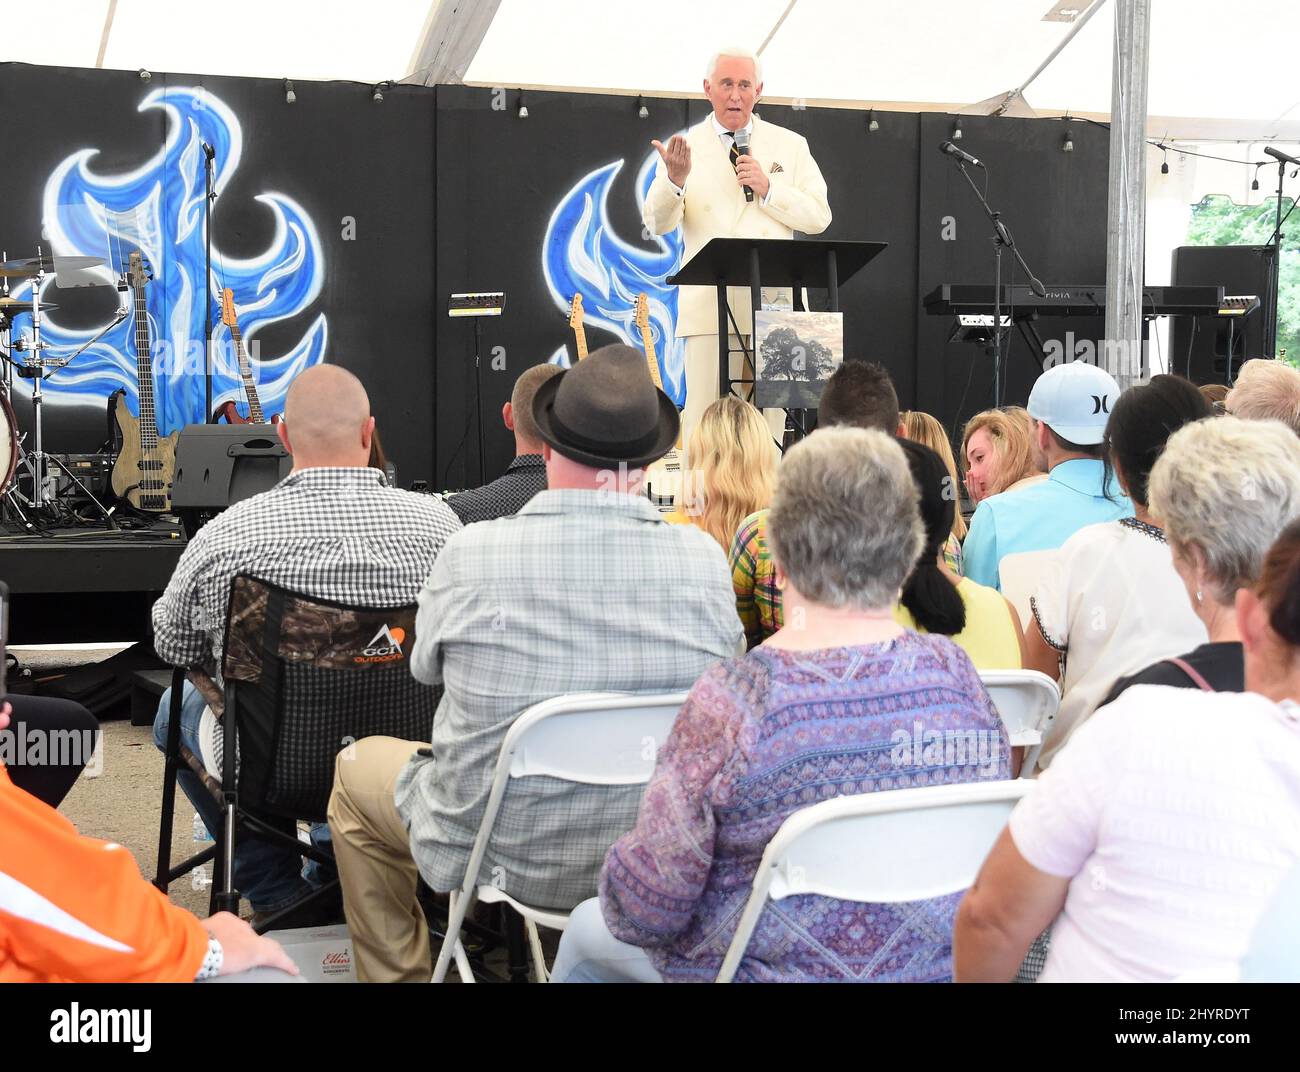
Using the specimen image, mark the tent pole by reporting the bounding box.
[1103,0,1152,390]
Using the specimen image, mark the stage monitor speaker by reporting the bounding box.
[1170,244,1274,385]
[171,423,291,512]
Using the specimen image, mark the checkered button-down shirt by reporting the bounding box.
[152,467,462,673]
[396,487,744,909]
[445,454,546,525]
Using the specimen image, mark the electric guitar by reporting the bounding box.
[634,293,683,511]
[568,293,589,362]
[110,251,179,512]
[213,288,280,424]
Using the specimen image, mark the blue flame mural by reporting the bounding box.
[543,144,685,405]
[7,86,326,433]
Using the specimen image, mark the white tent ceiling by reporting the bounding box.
[5,0,1300,140]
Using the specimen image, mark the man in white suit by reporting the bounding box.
[643,46,832,445]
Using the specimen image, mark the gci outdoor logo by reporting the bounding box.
[356,624,405,664]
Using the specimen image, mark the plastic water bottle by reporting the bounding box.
[192,811,214,843]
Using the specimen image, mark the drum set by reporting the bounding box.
[0,248,125,529]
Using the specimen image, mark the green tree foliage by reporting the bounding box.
[1186,195,1300,366]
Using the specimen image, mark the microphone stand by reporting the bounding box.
[1263,155,1293,362]
[952,161,1046,407]
[203,144,216,423]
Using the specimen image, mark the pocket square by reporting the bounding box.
[769,162,784,174]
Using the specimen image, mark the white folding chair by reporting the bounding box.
[979,670,1060,775]
[431,690,687,983]
[715,779,1033,983]
[997,549,1059,636]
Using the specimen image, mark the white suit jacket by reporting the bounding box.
[643,113,832,338]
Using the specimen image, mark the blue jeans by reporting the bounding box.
[153,683,335,914]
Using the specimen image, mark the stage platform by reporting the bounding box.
[0,518,187,644]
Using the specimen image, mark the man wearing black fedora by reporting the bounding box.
[327,344,743,981]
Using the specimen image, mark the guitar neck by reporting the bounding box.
[640,326,664,391]
[229,324,264,422]
[132,285,158,448]
[573,324,588,361]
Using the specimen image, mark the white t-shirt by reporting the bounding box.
[1009,687,1300,982]
[1031,519,1207,768]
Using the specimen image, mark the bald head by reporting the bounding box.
[279,365,375,469]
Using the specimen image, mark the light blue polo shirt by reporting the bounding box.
[962,458,1131,590]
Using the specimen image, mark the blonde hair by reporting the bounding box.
[961,406,1038,497]
[685,397,776,550]
[901,411,967,541]
[1226,359,1300,436]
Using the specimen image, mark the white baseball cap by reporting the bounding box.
[1026,361,1121,446]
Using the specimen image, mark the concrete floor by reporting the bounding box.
[24,645,528,980]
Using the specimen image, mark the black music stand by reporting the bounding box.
[668,239,887,399]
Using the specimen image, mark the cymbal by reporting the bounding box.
[0,297,57,313]
[0,255,104,277]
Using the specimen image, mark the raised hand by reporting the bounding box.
[651,135,692,187]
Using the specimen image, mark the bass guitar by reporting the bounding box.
[634,293,684,511]
[213,287,280,424]
[110,251,179,512]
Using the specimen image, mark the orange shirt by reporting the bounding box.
[0,763,208,982]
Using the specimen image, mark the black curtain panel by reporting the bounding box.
[1,63,1111,490]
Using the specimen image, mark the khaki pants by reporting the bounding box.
[326,736,428,983]
[682,332,787,454]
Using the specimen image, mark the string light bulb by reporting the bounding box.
[868,109,879,132]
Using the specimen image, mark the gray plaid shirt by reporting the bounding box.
[396,488,743,909]
[152,467,462,672]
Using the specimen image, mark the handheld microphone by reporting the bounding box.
[735,129,754,202]
[1264,145,1300,167]
[939,141,984,169]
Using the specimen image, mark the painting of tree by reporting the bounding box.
[754,311,844,409]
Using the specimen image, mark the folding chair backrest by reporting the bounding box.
[979,670,1060,757]
[504,692,688,785]
[221,573,438,820]
[717,780,1033,982]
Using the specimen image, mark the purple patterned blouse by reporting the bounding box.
[599,630,1012,982]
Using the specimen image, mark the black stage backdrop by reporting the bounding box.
[1,63,1110,489]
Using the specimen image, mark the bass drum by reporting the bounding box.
[0,391,16,495]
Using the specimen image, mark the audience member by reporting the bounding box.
[0,701,298,982]
[551,428,1010,983]
[901,410,966,570]
[151,365,461,926]
[1,694,99,808]
[954,520,1300,982]
[963,363,1131,590]
[446,362,562,523]
[327,344,742,982]
[730,360,901,648]
[1103,416,1300,703]
[1198,381,1229,414]
[667,396,776,551]
[1241,862,1300,982]
[893,439,1025,670]
[1226,357,1300,436]
[1022,375,1209,767]
[961,406,1044,507]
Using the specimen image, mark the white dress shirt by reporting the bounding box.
[669,113,769,205]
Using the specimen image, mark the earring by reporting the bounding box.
[1196,588,1203,604]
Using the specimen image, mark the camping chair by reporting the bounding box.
[431,690,687,983]
[154,573,438,931]
[716,779,1033,982]
[979,669,1060,774]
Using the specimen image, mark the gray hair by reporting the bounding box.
[1226,359,1300,437]
[1148,415,1300,603]
[704,46,763,86]
[768,427,923,611]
